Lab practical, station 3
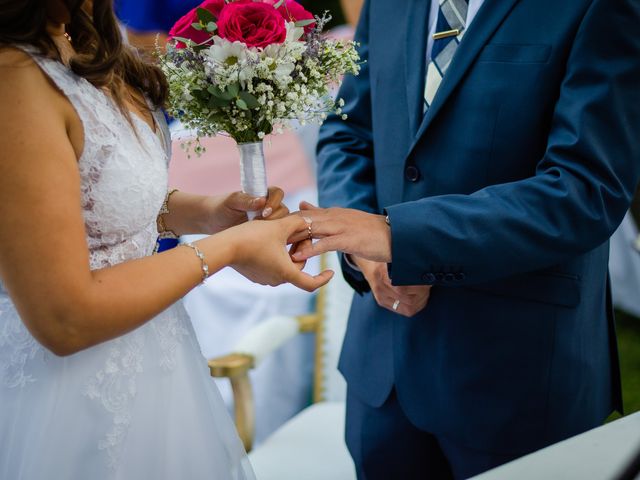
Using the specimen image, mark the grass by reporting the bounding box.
[607,309,640,421]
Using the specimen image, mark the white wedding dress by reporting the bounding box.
[0,46,255,479]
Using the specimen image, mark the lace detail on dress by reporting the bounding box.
[0,296,44,388]
[83,330,145,469]
[152,307,191,371]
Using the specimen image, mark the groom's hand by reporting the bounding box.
[354,256,431,317]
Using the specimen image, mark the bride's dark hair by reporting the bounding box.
[0,0,168,111]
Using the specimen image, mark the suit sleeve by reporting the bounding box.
[316,0,376,293]
[386,0,640,286]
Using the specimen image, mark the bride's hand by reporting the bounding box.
[204,186,288,233]
[218,214,334,292]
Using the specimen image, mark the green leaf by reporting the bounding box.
[208,96,231,108]
[273,0,285,8]
[238,91,260,109]
[196,7,216,24]
[236,98,248,110]
[226,82,240,98]
[294,19,315,27]
[171,36,194,45]
[207,85,233,100]
[191,22,204,31]
[206,22,218,32]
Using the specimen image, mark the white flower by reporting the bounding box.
[206,37,250,66]
[285,22,305,43]
[204,37,258,87]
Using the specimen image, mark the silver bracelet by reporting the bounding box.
[181,242,209,284]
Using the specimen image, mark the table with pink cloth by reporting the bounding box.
[169,129,321,444]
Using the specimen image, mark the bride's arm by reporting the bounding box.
[0,51,332,357]
[160,187,288,236]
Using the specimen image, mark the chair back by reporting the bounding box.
[312,253,353,403]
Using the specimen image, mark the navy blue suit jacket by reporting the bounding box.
[316,0,640,454]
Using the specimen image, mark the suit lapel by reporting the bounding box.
[404,0,431,136]
[408,0,521,155]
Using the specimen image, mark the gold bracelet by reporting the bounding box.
[157,188,179,239]
[181,242,209,283]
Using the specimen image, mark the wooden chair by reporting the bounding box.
[208,252,357,480]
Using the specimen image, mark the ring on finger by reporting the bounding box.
[392,299,400,311]
[303,216,313,240]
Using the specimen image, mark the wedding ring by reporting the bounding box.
[392,300,400,311]
[303,216,313,240]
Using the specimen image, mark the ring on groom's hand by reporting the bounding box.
[392,299,400,311]
[303,217,313,240]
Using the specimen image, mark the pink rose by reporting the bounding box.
[264,0,316,33]
[217,1,287,49]
[168,0,225,48]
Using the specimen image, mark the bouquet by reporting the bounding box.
[160,0,361,217]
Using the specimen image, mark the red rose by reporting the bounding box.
[217,1,287,49]
[263,0,316,33]
[168,0,225,48]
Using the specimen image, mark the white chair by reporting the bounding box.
[208,252,356,479]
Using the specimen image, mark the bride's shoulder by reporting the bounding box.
[0,45,40,75]
[0,46,66,114]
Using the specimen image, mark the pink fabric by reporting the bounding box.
[168,132,314,196]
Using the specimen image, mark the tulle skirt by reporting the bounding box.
[0,295,255,480]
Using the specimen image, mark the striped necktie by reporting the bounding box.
[424,0,469,112]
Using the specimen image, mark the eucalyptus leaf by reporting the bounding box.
[238,91,260,109]
[236,98,248,110]
[294,19,315,27]
[196,7,215,24]
[191,22,204,31]
[206,22,217,32]
[273,0,285,8]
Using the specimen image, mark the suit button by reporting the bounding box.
[455,273,466,281]
[444,273,455,282]
[405,165,420,182]
[435,273,445,282]
[422,273,436,284]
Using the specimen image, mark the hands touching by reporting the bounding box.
[291,202,392,262]
[291,202,431,316]
[353,257,431,317]
[213,213,334,292]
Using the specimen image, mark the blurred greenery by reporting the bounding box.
[299,0,346,29]
[608,309,640,421]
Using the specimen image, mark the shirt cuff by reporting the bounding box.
[343,253,362,272]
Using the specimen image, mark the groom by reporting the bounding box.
[310,0,640,478]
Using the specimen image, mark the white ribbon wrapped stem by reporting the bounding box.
[238,142,269,220]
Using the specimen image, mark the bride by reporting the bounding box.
[0,0,333,478]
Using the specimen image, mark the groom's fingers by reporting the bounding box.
[299,201,321,211]
[291,237,339,260]
[288,269,335,292]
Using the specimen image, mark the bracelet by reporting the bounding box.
[181,242,210,284]
[157,188,179,239]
